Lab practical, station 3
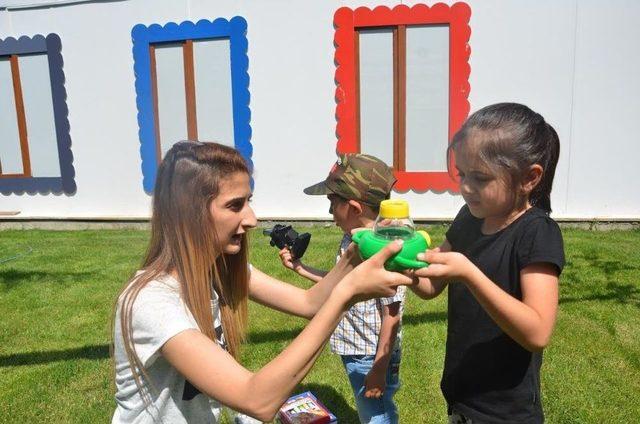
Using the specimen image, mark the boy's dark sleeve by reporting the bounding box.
[517,216,565,276]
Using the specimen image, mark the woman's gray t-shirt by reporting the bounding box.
[112,274,224,423]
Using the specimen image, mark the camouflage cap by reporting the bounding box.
[303,153,396,206]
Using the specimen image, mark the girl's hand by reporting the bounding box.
[410,249,475,282]
[340,240,413,304]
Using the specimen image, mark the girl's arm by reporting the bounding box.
[249,244,360,319]
[407,239,451,299]
[278,247,327,283]
[161,242,411,422]
[464,261,558,352]
[414,250,559,352]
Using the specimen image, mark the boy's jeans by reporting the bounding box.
[340,349,401,424]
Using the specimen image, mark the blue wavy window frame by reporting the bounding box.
[132,17,252,193]
[0,34,76,195]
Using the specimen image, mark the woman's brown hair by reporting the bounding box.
[115,141,250,404]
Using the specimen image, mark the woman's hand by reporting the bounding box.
[410,249,475,283]
[339,240,413,305]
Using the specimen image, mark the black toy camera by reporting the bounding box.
[263,224,311,260]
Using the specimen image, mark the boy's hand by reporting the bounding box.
[364,365,386,398]
[278,247,302,272]
[410,249,474,282]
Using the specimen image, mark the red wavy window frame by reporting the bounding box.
[334,3,471,193]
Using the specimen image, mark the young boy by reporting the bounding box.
[278,153,404,424]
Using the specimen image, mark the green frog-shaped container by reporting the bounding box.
[352,199,431,271]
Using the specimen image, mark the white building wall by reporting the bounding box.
[0,0,638,220]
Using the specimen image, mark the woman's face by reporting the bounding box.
[209,171,257,255]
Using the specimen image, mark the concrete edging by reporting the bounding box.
[0,219,638,231]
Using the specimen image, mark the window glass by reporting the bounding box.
[194,38,234,146]
[155,43,188,156]
[358,28,394,165]
[20,53,60,177]
[405,25,449,172]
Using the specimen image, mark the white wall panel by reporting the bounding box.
[467,0,578,218]
[564,0,640,218]
[0,0,637,219]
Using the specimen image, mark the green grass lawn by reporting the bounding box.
[0,226,639,423]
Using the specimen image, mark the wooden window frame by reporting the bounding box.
[148,39,199,164]
[0,34,75,195]
[334,3,471,193]
[132,18,252,193]
[0,54,31,178]
[182,40,198,142]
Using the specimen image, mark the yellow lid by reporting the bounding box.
[379,199,409,218]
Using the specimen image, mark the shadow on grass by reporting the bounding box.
[247,327,304,344]
[0,311,444,368]
[295,382,359,423]
[403,311,447,326]
[246,311,447,345]
[0,344,109,367]
[0,268,95,291]
[560,281,640,308]
[579,250,638,274]
[561,249,639,308]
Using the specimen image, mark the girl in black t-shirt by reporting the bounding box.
[409,103,564,423]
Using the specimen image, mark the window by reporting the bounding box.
[0,34,75,195]
[132,18,252,193]
[333,3,471,192]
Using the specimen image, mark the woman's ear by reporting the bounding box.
[522,164,543,194]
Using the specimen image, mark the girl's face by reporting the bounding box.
[454,140,517,225]
[209,171,257,255]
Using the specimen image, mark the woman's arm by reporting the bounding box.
[162,287,348,421]
[407,239,451,299]
[249,244,361,319]
[162,241,411,422]
[413,250,559,352]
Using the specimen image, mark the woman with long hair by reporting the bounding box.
[112,141,411,423]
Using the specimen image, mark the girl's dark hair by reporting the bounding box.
[447,103,560,213]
